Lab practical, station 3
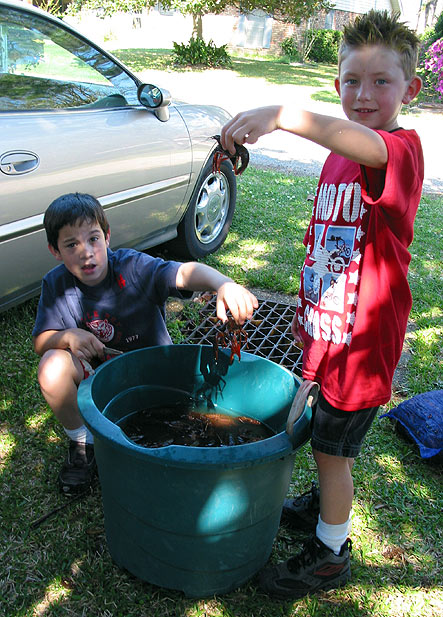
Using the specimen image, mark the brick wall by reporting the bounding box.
[269,20,295,54]
[227,9,359,56]
[273,10,359,56]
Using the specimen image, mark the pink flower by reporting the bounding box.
[425,37,443,99]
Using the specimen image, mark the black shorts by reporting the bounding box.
[310,393,379,458]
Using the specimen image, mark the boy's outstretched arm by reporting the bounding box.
[220,105,388,170]
[176,262,258,325]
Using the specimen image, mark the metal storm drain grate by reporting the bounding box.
[179,295,303,376]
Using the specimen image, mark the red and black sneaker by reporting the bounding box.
[258,535,352,599]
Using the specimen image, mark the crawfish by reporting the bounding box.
[212,134,249,176]
[213,316,248,365]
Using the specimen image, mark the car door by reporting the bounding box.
[0,3,192,311]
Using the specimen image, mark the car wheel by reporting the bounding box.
[171,158,236,259]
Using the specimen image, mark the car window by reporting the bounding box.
[0,5,139,111]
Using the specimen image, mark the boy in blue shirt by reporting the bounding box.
[33,192,258,495]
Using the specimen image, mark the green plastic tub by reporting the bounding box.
[78,344,312,597]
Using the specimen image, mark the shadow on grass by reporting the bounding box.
[111,48,177,73]
[231,57,337,89]
[312,90,341,104]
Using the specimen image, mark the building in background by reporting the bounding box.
[63,1,443,54]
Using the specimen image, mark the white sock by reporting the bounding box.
[316,515,351,555]
[64,425,94,445]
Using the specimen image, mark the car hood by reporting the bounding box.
[172,100,231,122]
[173,101,231,142]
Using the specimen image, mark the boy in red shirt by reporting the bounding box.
[221,10,423,598]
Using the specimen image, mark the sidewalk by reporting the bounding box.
[138,67,443,195]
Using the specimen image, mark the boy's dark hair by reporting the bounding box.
[339,10,420,80]
[44,193,109,250]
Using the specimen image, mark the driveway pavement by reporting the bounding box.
[140,67,443,195]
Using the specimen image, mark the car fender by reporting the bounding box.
[174,103,232,187]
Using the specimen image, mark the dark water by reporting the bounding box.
[118,400,275,448]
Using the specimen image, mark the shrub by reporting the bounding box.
[172,36,232,68]
[281,37,301,62]
[424,37,443,101]
[418,11,443,66]
[307,29,342,64]
[431,11,443,43]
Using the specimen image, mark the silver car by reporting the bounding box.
[0,0,237,313]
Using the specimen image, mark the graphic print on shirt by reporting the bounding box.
[297,181,367,347]
[86,317,115,343]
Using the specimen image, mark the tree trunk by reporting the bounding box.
[192,13,203,38]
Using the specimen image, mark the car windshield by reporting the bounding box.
[0,5,138,110]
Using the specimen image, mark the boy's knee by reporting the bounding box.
[38,349,80,390]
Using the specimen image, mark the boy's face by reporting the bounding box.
[49,218,110,286]
[335,44,421,132]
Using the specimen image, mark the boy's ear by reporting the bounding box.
[403,76,422,104]
[48,244,63,261]
[335,77,341,97]
[105,228,111,247]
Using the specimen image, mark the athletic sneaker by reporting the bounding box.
[280,482,320,532]
[258,536,352,599]
[58,440,96,495]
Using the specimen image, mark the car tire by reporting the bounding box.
[171,157,236,259]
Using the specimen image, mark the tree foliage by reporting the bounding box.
[66,0,331,25]
[66,0,156,18]
[237,1,332,24]
[66,0,331,41]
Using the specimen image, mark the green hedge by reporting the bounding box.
[281,29,343,65]
[308,29,343,64]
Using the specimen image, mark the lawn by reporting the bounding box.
[111,47,339,103]
[1,52,442,617]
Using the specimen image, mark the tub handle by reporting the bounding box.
[286,379,320,439]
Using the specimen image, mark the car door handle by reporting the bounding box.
[0,151,40,175]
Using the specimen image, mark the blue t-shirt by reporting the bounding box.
[32,248,191,351]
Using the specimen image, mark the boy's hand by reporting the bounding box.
[64,328,105,362]
[215,282,258,325]
[221,106,283,155]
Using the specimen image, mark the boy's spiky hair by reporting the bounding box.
[44,192,109,250]
[339,10,420,80]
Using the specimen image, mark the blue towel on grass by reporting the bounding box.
[380,390,443,459]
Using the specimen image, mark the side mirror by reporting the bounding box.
[137,84,172,122]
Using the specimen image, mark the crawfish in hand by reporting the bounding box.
[212,135,249,176]
[213,316,248,365]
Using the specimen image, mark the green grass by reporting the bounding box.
[405,194,443,393]
[202,172,315,294]
[110,47,176,73]
[111,47,339,98]
[1,50,442,615]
